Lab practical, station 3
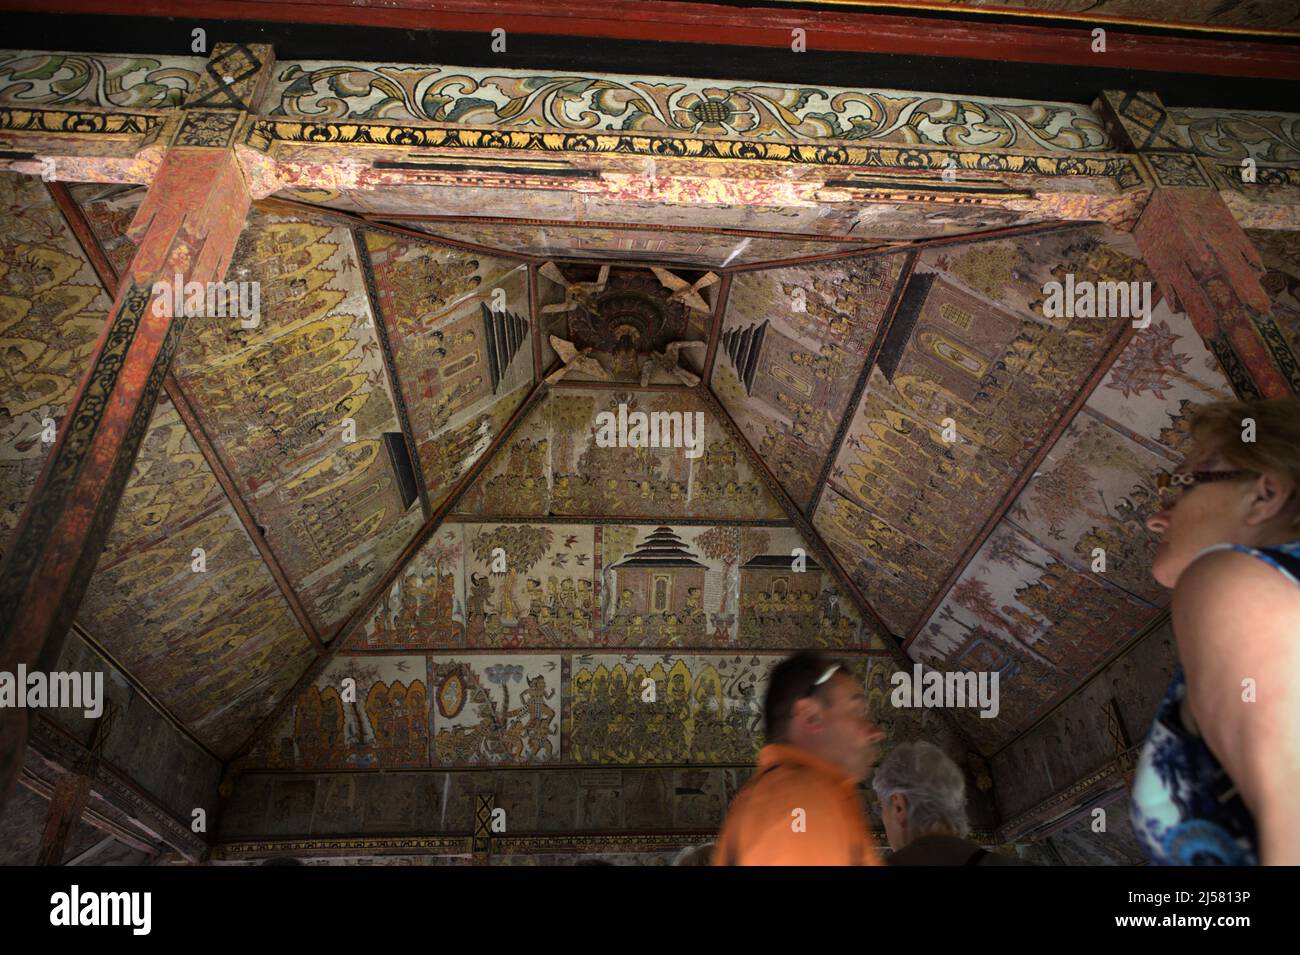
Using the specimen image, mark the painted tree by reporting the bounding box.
[545,393,593,472]
[469,525,554,621]
[426,529,462,582]
[696,525,740,567]
[1105,319,1219,400]
[950,577,1040,661]
[986,530,1050,573]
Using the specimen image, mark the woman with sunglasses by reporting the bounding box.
[1131,396,1300,865]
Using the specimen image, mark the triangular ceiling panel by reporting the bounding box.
[357,231,534,508]
[170,210,428,635]
[712,253,909,508]
[910,302,1236,753]
[457,386,785,521]
[811,225,1150,637]
[76,394,317,757]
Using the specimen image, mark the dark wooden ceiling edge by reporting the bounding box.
[900,317,1142,652]
[351,226,433,520]
[701,272,732,389]
[986,608,1170,765]
[228,381,548,767]
[254,196,541,265]
[723,220,1089,275]
[164,374,325,650]
[20,766,163,857]
[16,0,1300,69]
[806,248,919,519]
[28,714,211,858]
[48,178,325,649]
[443,514,794,526]
[528,263,543,384]
[374,212,874,245]
[66,620,223,767]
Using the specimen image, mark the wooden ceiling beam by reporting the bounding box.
[255,196,540,264]
[11,0,1299,75]
[352,226,434,521]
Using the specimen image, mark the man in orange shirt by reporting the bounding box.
[713,651,886,865]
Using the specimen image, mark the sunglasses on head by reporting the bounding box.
[802,663,842,698]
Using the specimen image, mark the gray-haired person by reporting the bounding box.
[871,741,1020,865]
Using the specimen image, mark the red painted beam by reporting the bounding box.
[4,0,1300,81]
[0,147,253,814]
[1135,187,1293,399]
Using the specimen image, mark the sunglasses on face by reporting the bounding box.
[1154,469,1252,507]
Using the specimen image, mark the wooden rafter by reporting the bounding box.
[805,249,918,518]
[255,196,540,265]
[352,225,434,520]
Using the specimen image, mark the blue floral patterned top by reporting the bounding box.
[1130,540,1300,866]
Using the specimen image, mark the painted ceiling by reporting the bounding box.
[0,153,1257,774]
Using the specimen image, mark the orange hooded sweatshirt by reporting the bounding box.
[712,743,883,866]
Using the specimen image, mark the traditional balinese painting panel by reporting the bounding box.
[266,60,1111,153]
[1007,413,1174,605]
[360,231,534,502]
[1082,300,1236,456]
[75,394,316,756]
[67,183,143,277]
[912,303,1233,755]
[402,219,874,268]
[566,653,770,764]
[714,253,907,506]
[356,525,468,650]
[430,655,562,765]
[347,521,877,650]
[0,172,113,565]
[172,212,424,633]
[1248,228,1300,392]
[908,521,1157,753]
[0,50,203,107]
[250,646,920,770]
[815,226,1148,634]
[253,655,432,770]
[461,388,787,521]
[251,653,561,769]
[462,523,597,647]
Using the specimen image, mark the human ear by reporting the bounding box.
[1246,471,1298,526]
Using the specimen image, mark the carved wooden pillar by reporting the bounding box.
[0,43,274,812]
[1097,90,1296,399]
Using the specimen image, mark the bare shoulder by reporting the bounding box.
[1173,547,1299,622]
[1172,546,1300,689]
